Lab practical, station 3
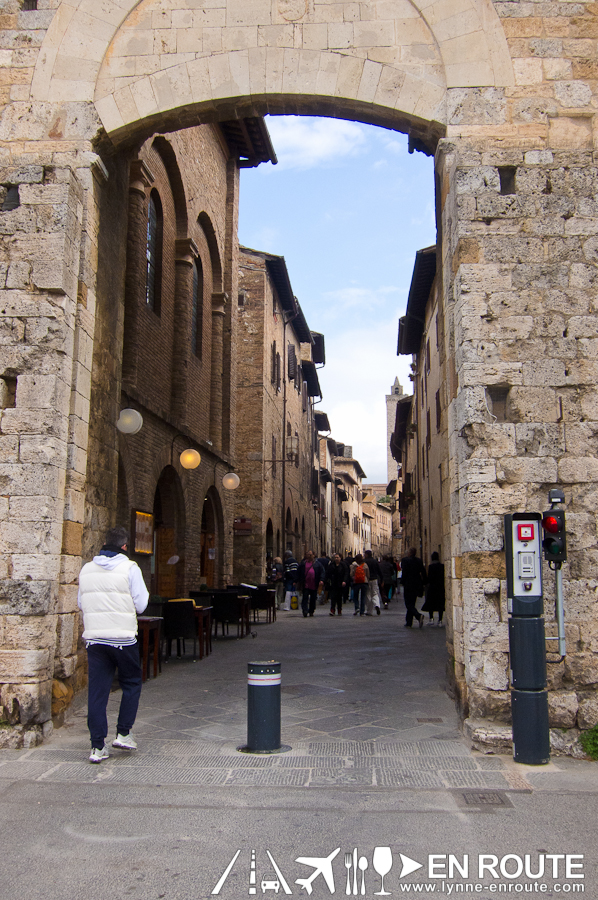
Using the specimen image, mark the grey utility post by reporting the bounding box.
[504,512,550,765]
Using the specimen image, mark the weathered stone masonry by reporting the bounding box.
[0,0,597,744]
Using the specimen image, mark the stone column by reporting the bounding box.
[0,165,87,745]
[170,238,199,428]
[209,291,228,451]
[122,160,154,388]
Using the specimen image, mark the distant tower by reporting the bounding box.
[386,377,406,483]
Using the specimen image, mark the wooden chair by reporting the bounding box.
[251,585,277,623]
[209,591,245,638]
[162,601,198,659]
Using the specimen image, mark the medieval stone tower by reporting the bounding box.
[386,378,407,485]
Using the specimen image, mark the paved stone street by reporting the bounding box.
[1,603,597,898]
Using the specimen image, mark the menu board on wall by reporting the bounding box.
[132,510,154,555]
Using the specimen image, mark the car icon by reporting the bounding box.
[261,877,280,893]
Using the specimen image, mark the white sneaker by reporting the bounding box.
[112,733,138,750]
[89,746,110,763]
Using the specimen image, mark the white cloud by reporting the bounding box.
[318,285,405,321]
[265,116,368,170]
[317,315,413,483]
[241,225,280,254]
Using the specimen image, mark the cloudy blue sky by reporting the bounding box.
[238,116,436,484]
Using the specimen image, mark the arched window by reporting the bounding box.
[146,190,163,313]
[191,257,203,357]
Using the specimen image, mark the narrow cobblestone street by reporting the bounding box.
[1,604,597,898]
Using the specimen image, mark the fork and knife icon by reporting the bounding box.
[344,848,367,896]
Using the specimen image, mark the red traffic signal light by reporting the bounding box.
[541,509,566,563]
[543,515,560,534]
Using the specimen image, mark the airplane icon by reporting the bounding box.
[295,848,341,894]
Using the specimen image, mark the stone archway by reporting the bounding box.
[31,0,513,149]
[1,0,597,744]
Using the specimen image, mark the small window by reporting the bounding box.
[146,191,163,313]
[22,0,37,9]
[487,385,510,422]
[499,166,516,195]
[1,185,20,211]
[1,375,17,408]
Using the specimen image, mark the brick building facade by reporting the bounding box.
[232,248,324,583]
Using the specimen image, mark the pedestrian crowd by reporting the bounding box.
[77,524,445,765]
[272,546,445,627]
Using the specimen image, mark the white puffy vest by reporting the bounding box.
[79,558,138,641]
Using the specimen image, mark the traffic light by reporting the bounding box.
[542,509,567,563]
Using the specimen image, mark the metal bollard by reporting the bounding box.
[238,660,290,754]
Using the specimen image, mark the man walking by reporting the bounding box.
[78,525,149,762]
[297,550,325,617]
[400,547,426,628]
[325,553,347,616]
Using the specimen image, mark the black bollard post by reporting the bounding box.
[238,661,290,754]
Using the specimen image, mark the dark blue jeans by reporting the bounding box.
[353,583,367,614]
[87,642,142,748]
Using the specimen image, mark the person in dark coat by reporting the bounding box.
[297,550,325,617]
[325,553,347,616]
[422,551,446,626]
[282,550,298,610]
[400,547,426,628]
[379,556,397,607]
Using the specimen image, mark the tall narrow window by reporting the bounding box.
[191,257,203,357]
[288,344,297,380]
[146,191,163,313]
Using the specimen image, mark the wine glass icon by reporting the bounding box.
[372,846,393,895]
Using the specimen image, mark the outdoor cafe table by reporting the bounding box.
[137,615,162,682]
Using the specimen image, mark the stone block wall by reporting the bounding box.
[439,133,598,726]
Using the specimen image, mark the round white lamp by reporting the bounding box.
[116,408,143,434]
[222,472,240,490]
[179,448,201,469]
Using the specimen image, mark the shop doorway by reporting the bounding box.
[153,466,185,598]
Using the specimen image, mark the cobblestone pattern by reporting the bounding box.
[0,738,513,788]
